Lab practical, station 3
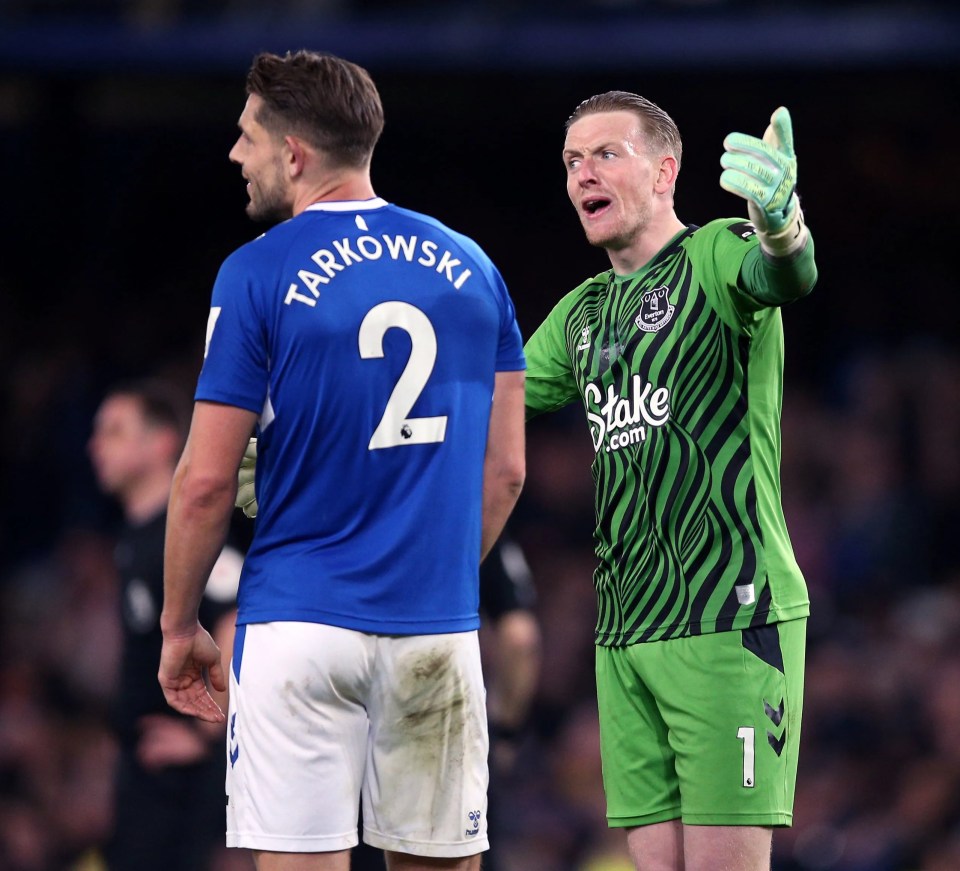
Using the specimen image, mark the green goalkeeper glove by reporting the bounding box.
[719,106,809,259]
[236,437,258,519]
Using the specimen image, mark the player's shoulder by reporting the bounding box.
[563,269,611,305]
[216,214,329,289]
[218,221,289,273]
[533,269,610,333]
[687,217,759,249]
[387,204,495,264]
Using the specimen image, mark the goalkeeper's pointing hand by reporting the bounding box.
[720,106,808,259]
[236,437,258,519]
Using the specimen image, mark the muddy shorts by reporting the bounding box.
[226,621,489,856]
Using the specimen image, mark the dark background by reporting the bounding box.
[1,3,959,870]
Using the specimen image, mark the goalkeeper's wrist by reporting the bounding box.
[757,199,808,261]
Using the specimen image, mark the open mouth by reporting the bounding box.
[583,197,611,217]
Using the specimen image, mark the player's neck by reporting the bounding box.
[294,169,376,216]
[607,214,686,277]
[122,470,173,526]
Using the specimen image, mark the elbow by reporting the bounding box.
[175,464,237,517]
[503,456,526,503]
[800,263,819,298]
[485,453,525,508]
[508,473,525,505]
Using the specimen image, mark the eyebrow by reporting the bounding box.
[563,141,618,158]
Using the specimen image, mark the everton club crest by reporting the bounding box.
[634,285,675,333]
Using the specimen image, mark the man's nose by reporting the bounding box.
[576,159,598,185]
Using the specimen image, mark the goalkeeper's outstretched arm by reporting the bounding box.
[720,106,818,304]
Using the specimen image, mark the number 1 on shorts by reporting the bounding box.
[737,726,755,788]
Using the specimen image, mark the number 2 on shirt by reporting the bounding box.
[358,301,448,450]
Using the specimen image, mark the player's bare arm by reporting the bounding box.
[159,401,256,721]
[480,369,526,561]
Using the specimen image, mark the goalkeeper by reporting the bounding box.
[524,93,817,870]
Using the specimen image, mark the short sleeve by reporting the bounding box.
[523,292,580,417]
[195,246,271,413]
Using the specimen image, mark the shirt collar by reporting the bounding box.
[304,197,388,213]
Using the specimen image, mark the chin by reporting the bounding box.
[248,203,290,225]
[583,229,613,249]
[579,222,598,243]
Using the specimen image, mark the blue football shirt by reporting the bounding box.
[197,198,525,634]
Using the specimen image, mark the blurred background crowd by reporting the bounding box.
[1,1,959,869]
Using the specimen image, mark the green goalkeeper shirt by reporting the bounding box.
[525,219,812,646]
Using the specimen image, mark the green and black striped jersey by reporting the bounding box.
[525,219,809,646]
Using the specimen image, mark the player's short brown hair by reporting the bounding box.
[246,50,385,169]
[566,91,682,170]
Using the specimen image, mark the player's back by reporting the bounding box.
[198,198,524,634]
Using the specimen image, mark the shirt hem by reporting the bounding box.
[236,611,480,636]
[194,390,263,415]
[594,604,811,647]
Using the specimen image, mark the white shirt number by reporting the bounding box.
[358,301,448,450]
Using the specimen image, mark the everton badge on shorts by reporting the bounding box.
[635,286,675,333]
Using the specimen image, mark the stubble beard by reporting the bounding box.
[584,220,630,253]
[584,201,651,255]
[246,161,292,225]
[246,186,292,224]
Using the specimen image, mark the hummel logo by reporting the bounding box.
[768,731,786,756]
[764,699,784,726]
[764,698,786,757]
[229,713,240,767]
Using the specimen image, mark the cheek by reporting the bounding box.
[621,187,643,216]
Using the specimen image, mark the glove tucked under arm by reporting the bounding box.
[720,106,809,260]
[236,437,258,519]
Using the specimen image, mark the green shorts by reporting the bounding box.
[596,618,805,828]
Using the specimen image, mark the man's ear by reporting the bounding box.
[655,155,679,192]
[283,135,308,179]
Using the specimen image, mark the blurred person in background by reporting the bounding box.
[88,379,243,871]
[523,92,818,869]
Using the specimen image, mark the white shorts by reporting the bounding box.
[225,622,489,857]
